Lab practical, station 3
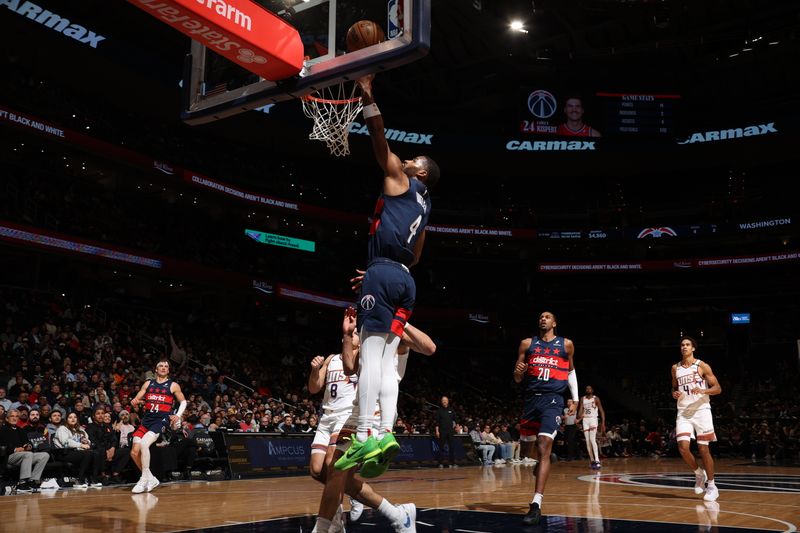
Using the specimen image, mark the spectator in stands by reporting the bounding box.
[239,411,255,432]
[0,409,50,492]
[53,412,102,488]
[113,409,135,446]
[498,423,520,463]
[470,424,496,465]
[16,405,30,428]
[11,390,30,410]
[46,410,62,437]
[73,399,90,426]
[278,414,296,433]
[0,387,11,411]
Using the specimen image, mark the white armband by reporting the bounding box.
[363,103,381,119]
[568,370,579,402]
[175,400,187,418]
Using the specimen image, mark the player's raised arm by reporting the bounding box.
[341,306,359,375]
[308,354,334,394]
[356,75,408,197]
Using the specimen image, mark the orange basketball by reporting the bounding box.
[346,20,386,52]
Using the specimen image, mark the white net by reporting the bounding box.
[302,82,363,157]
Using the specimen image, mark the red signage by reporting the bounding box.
[127,0,303,81]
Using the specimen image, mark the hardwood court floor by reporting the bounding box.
[2,458,798,532]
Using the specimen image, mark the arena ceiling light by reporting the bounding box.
[509,20,528,33]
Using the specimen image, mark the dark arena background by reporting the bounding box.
[1,1,799,532]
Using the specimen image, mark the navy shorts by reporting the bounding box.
[357,258,415,336]
[132,414,170,439]
[520,393,564,439]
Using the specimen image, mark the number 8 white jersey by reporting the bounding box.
[323,354,358,414]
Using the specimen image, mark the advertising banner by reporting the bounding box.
[225,433,477,478]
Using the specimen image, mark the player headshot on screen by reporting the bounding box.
[557,96,602,138]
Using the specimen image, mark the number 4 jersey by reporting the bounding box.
[368,177,431,267]
[323,354,358,415]
[675,359,711,413]
[525,336,570,395]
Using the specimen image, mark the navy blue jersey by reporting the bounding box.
[368,178,431,267]
[142,379,176,420]
[524,336,570,395]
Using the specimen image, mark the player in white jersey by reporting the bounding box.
[309,352,359,480]
[671,336,721,502]
[312,307,436,533]
[576,385,605,470]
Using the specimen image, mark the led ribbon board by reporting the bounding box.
[245,229,315,252]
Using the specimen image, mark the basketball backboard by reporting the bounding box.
[181,0,429,125]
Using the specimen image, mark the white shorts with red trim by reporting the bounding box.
[311,411,350,455]
[676,409,716,445]
[581,417,598,432]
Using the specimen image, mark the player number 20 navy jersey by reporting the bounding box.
[368,178,431,267]
[525,336,570,395]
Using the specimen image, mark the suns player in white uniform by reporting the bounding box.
[309,342,364,529]
[312,307,436,533]
[671,336,721,502]
[576,385,605,470]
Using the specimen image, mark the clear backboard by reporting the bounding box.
[181,0,429,125]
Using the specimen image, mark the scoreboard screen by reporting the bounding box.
[596,92,681,136]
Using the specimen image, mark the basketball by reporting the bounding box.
[346,20,386,52]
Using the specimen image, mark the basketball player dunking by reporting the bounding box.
[576,385,606,470]
[513,311,578,526]
[129,359,186,493]
[314,307,435,533]
[334,74,440,473]
[671,336,721,502]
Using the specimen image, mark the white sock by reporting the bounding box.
[531,492,543,505]
[707,479,715,488]
[142,468,152,479]
[377,498,402,522]
[695,467,705,476]
[378,334,402,437]
[357,332,387,441]
[314,517,331,533]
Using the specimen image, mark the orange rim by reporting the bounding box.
[302,94,361,105]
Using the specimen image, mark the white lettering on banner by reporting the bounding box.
[190,175,299,210]
[349,122,433,145]
[738,218,791,230]
[506,140,596,151]
[267,442,306,455]
[697,253,800,267]
[0,108,65,138]
[133,0,243,54]
[426,225,513,237]
[0,0,106,48]
[540,263,643,271]
[678,122,777,144]
[196,0,252,31]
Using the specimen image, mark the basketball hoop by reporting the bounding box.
[302,81,363,157]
